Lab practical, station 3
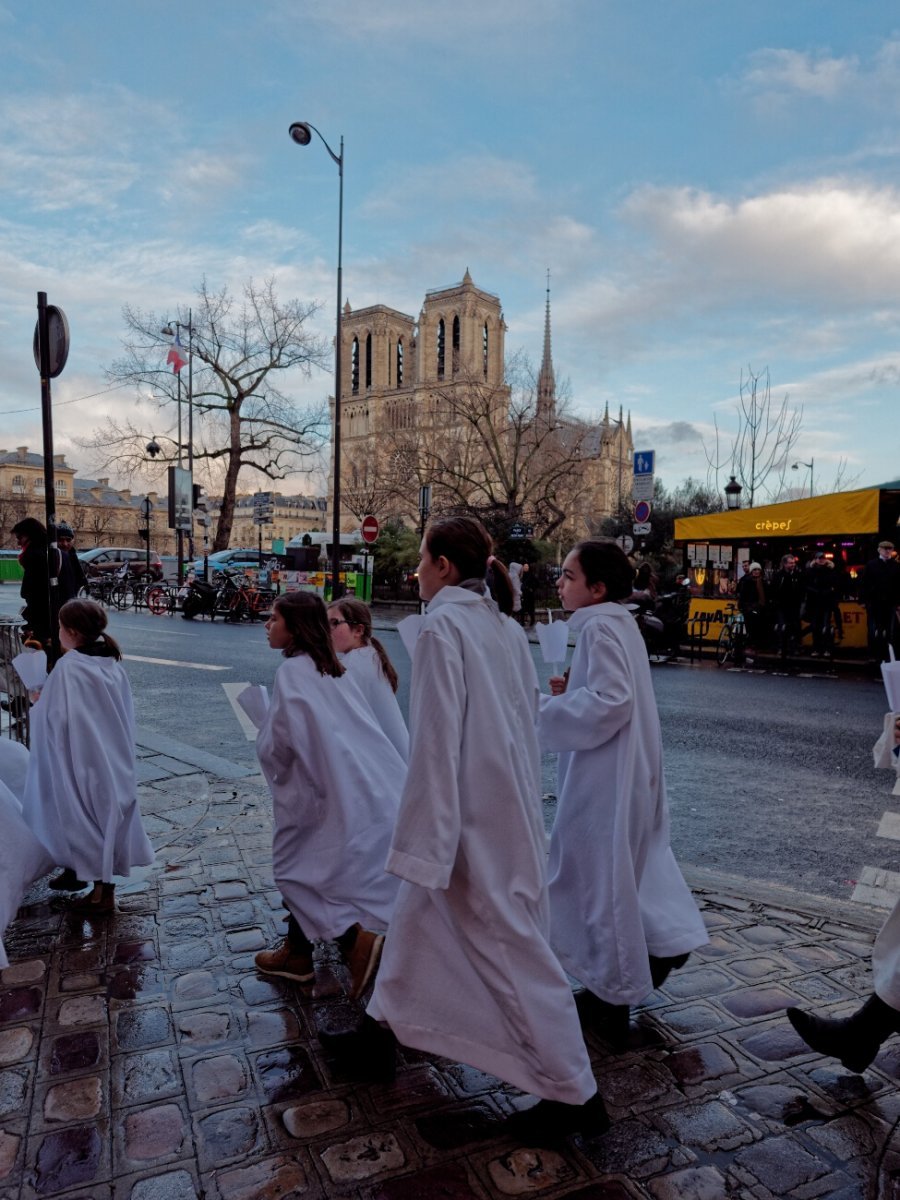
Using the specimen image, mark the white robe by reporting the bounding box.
[0,779,54,969]
[538,602,708,1006]
[256,654,405,940]
[368,586,596,1105]
[339,645,409,761]
[0,738,30,803]
[22,649,153,883]
[873,895,900,1010]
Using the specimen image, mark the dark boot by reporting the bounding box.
[48,868,88,892]
[787,995,900,1073]
[574,990,630,1046]
[319,1014,396,1082]
[503,1093,610,1144]
[649,952,690,989]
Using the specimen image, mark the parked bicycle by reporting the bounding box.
[716,610,748,667]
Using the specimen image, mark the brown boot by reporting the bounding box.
[66,882,115,914]
[342,926,385,999]
[254,939,315,983]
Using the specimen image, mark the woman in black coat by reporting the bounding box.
[12,518,51,646]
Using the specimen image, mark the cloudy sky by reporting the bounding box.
[2,0,899,501]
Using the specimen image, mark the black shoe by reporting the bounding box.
[574,990,630,1046]
[787,995,900,1073]
[320,1014,396,1082]
[649,952,690,989]
[503,1093,610,1144]
[48,868,89,892]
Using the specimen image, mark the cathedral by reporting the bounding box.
[334,271,633,539]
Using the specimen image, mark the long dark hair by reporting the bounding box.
[425,516,492,582]
[486,557,514,615]
[12,517,47,549]
[328,598,399,692]
[572,541,635,602]
[58,598,123,660]
[274,592,343,677]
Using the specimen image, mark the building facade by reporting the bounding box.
[333,272,633,537]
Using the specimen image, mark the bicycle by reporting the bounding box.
[716,610,747,667]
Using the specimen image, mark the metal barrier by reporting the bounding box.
[0,616,30,746]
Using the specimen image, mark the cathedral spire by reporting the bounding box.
[537,269,556,422]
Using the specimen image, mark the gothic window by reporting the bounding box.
[452,315,460,375]
[365,333,372,390]
[437,318,445,380]
[396,338,403,387]
[482,322,489,379]
[351,337,359,395]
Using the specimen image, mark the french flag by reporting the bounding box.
[167,331,188,374]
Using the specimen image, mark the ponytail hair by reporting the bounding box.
[328,597,399,692]
[58,598,122,660]
[274,593,344,677]
[424,516,492,582]
[485,556,514,616]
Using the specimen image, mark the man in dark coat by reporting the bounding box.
[862,541,900,663]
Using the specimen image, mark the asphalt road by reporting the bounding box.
[1,586,894,906]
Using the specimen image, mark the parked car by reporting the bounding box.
[78,546,164,581]
[191,548,263,578]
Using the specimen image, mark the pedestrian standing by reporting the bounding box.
[538,541,708,1030]
[22,599,154,912]
[254,592,406,999]
[862,541,900,664]
[12,518,51,648]
[54,522,86,605]
[770,554,805,658]
[326,597,409,760]
[362,516,607,1140]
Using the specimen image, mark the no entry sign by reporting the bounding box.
[361,515,380,544]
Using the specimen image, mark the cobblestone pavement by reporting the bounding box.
[2,738,899,1199]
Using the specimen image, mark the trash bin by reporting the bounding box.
[0,616,30,747]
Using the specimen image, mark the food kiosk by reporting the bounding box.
[673,481,900,649]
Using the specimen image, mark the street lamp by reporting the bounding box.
[792,458,814,498]
[162,313,194,581]
[289,119,344,599]
[724,475,743,510]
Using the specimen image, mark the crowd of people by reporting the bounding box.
[2,514,900,1144]
[734,542,900,664]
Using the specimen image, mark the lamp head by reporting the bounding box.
[161,324,175,337]
[146,438,161,459]
[289,122,313,146]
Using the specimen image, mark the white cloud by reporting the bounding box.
[740,48,858,100]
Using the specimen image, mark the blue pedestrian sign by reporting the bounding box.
[633,451,655,476]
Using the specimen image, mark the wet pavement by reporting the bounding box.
[2,735,900,1198]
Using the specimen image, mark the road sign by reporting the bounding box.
[616,535,634,554]
[633,450,655,476]
[632,475,654,501]
[634,499,652,523]
[33,305,70,378]
[633,521,651,535]
[361,515,380,544]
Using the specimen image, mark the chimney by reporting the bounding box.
[97,478,109,487]
[17,446,28,460]
[53,453,66,466]
[120,489,131,502]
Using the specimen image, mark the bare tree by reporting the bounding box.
[706,366,803,507]
[411,354,598,540]
[79,278,330,550]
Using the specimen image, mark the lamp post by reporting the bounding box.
[162,313,193,581]
[289,120,344,600]
[792,458,814,498]
[724,475,743,510]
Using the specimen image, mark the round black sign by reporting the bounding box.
[33,305,70,378]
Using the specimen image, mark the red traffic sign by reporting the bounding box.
[361,515,380,544]
[634,499,652,523]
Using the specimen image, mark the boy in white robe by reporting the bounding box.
[538,541,708,1030]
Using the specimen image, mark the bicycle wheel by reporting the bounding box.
[146,585,169,615]
[111,582,133,610]
[716,626,734,666]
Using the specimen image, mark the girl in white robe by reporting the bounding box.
[0,777,54,968]
[538,541,708,1012]
[327,598,409,760]
[22,599,154,913]
[365,516,607,1142]
[254,591,406,999]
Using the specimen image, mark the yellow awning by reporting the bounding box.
[674,487,881,542]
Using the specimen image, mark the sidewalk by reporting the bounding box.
[1,736,897,1199]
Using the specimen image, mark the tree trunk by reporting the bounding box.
[213,404,244,551]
